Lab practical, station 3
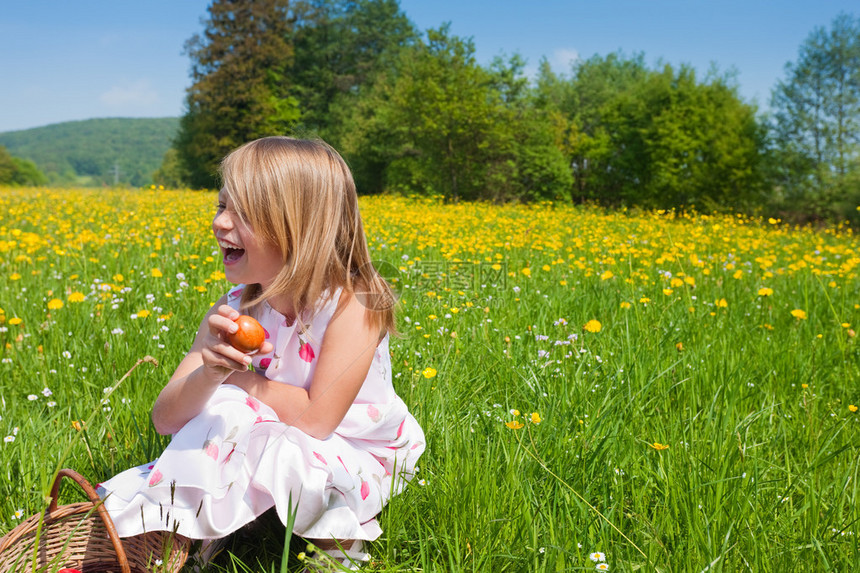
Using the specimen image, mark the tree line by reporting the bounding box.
[16,0,858,225]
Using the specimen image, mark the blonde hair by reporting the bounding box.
[219,136,395,335]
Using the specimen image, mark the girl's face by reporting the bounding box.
[213,189,283,288]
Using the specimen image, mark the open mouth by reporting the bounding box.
[223,247,245,263]
[218,239,245,264]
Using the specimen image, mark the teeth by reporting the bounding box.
[217,239,242,250]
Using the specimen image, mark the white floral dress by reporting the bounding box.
[99,285,425,541]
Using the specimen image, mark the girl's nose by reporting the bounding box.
[213,209,233,231]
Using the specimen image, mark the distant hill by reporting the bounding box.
[0,117,179,187]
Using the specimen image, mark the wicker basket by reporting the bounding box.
[0,469,190,573]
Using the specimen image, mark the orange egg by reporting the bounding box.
[228,315,265,354]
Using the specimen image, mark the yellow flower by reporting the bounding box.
[849,405,858,413]
[113,273,124,283]
[663,288,673,296]
[639,297,651,304]
[67,292,85,303]
[9,318,23,326]
[791,309,807,320]
[675,342,684,352]
[151,268,163,277]
[650,442,670,450]
[530,412,541,424]
[505,420,524,430]
[757,287,773,297]
[715,298,728,308]
[521,267,532,277]
[600,270,614,280]
[620,301,631,309]
[542,264,551,272]
[47,299,64,310]
[136,310,151,318]
[422,367,437,379]
[583,319,602,333]
[10,273,21,281]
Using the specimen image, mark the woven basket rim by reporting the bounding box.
[0,469,190,573]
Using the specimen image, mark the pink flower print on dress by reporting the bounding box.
[245,396,261,412]
[229,288,244,300]
[313,451,328,465]
[360,478,370,500]
[337,456,350,474]
[264,327,270,339]
[223,444,237,464]
[367,404,381,423]
[148,469,164,487]
[202,440,219,461]
[396,420,405,439]
[298,339,315,363]
[259,358,272,369]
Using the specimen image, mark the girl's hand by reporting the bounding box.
[201,305,273,382]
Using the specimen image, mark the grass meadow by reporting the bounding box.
[0,187,859,572]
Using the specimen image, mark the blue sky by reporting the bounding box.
[0,0,855,133]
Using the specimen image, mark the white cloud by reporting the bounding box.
[99,79,160,108]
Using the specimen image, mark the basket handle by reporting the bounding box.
[48,468,131,573]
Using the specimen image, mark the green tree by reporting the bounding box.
[537,54,765,209]
[770,12,860,220]
[484,54,572,202]
[0,146,47,186]
[340,26,562,202]
[11,157,47,186]
[175,0,300,189]
[535,53,648,202]
[605,64,766,209]
[290,0,416,136]
[152,148,189,189]
[0,146,16,184]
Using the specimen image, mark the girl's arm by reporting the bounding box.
[229,291,379,440]
[151,294,273,435]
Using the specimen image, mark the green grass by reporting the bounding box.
[0,188,858,571]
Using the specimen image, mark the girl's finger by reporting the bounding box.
[208,313,239,337]
[217,304,239,319]
[202,344,253,371]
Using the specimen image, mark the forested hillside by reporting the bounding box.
[0,117,178,187]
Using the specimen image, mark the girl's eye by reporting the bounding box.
[216,202,226,211]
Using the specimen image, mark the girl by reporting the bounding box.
[99,137,425,569]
